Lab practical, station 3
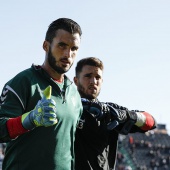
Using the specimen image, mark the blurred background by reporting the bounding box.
[1,1,169,133]
[0,1,170,169]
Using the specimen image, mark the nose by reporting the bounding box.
[64,49,71,58]
[90,77,97,84]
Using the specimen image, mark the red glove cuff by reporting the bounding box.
[141,112,155,131]
[7,116,29,139]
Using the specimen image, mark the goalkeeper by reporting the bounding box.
[74,57,156,170]
[0,18,83,170]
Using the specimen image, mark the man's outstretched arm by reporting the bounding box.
[81,99,156,135]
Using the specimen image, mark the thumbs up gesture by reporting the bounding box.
[21,86,58,130]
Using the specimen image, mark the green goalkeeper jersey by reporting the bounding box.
[0,64,83,170]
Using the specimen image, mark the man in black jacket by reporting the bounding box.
[74,57,156,170]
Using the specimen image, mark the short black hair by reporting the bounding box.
[45,18,82,43]
[75,57,104,77]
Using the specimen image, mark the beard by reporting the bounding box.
[77,83,100,100]
[48,47,73,74]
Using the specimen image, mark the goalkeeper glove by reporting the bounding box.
[81,98,109,119]
[106,103,128,130]
[106,103,137,134]
[21,86,58,130]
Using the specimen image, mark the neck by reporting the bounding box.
[42,63,64,81]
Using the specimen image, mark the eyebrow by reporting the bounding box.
[58,42,68,46]
[84,73,92,76]
[84,73,101,77]
[58,42,79,49]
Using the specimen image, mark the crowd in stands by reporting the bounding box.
[116,124,170,170]
[116,150,133,170]
[0,143,5,170]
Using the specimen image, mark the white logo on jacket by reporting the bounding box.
[0,88,8,104]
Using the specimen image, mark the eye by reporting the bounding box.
[96,76,101,80]
[71,46,79,51]
[58,42,67,49]
[84,74,91,78]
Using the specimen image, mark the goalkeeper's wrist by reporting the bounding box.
[21,111,35,130]
[135,112,146,127]
[137,112,156,130]
[7,116,29,139]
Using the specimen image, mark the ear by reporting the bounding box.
[73,77,78,86]
[43,41,49,52]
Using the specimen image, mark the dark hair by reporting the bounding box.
[45,18,82,43]
[75,57,104,77]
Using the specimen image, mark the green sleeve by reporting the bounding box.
[0,85,25,142]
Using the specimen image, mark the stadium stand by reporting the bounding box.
[116,124,170,170]
[0,143,5,170]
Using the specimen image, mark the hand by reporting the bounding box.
[106,103,137,134]
[106,104,128,130]
[21,86,58,130]
[81,98,109,119]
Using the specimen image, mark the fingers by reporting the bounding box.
[42,99,58,126]
[107,120,119,130]
[43,106,56,112]
[40,99,56,107]
[43,113,58,126]
[107,104,118,118]
[44,118,58,127]
[43,85,52,99]
[89,107,101,117]
[37,86,58,126]
[33,109,58,127]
